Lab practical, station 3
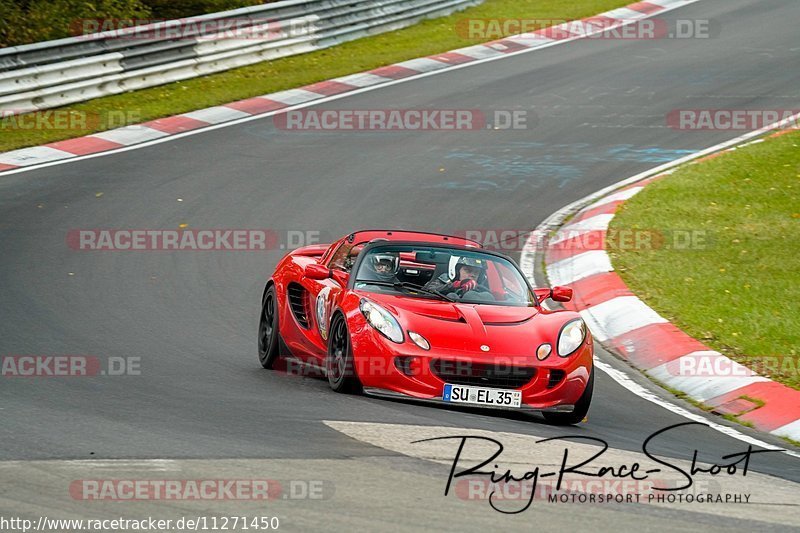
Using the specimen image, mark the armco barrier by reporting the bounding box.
[0,0,703,172]
[0,0,482,115]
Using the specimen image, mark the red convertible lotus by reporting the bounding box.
[258,230,593,424]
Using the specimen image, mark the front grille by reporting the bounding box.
[430,359,536,389]
[548,369,566,389]
[287,283,309,329]
[395,356,415,376]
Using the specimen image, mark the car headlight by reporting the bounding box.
[536,343,552,361]
[409,331,430,350]
[360,299,404,344]
[557,319,586,357]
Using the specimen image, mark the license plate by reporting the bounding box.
[443,384,522,408]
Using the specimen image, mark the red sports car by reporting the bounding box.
[258,230,593,424]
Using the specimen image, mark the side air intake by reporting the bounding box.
[287,283,310,329]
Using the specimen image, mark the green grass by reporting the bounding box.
[609,130,800,390]
[0,0,630,152]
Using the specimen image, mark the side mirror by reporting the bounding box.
[331,270,349,287]
[533,288,551,302]
[551,286,573,303]
[305,263,331,280]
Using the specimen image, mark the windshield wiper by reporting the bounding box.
[354,280,456,302]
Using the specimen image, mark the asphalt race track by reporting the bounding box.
[1,0,799,530]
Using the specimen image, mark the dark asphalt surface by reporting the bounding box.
[1,0,799,528]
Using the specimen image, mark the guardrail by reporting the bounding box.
[0,0,482,115]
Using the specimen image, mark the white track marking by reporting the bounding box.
[452,44,507,60]
[92,125,168,145]
[182,106,251,124]
[523,110,800,458]
[395,57,453,73]
[548,251,614,286]
[773,420,800,442]
[324,419,800,526]
[264,88,325,106]
[579,296,668,342]
[3,0,795,456]
[594,358,799,458]
[549,214,615,245]
[647,353,770,402]
[525,110,800,242]
[0,146,77,167]
[588,186,644,208]
[334,72,394,87]
[0,0,705,177]
[0,458,180,470]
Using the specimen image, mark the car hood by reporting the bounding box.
[361,293,549,356]
[376,295,537,324]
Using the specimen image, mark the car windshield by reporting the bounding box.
[353,244,536,306]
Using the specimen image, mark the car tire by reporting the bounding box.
[542,367,594,425]
[326,314,361,394]
[258,285,283,369]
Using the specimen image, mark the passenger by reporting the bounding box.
[425,256,493,300]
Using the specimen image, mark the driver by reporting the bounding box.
[364,252,399,282]
[424,256,491,298]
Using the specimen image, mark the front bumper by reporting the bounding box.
[362,386,576,413]
[351,327,593,411]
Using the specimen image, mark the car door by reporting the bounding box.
[293,241,360,363]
